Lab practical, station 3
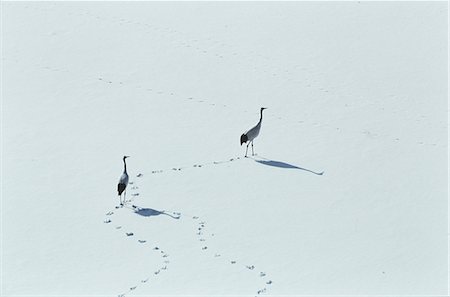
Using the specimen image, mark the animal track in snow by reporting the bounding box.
[190,215,273,295]
[103,178,173,296]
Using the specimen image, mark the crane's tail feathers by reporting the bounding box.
[240,134,248,145]
[118,183,126,196]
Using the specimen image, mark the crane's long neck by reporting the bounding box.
[259,109,264,124]
[123,158,127,174]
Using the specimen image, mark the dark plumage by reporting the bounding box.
[240,134,248,145]
[118,183,126,196]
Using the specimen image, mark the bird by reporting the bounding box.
[117,155,130,206]
[240,107,267,157]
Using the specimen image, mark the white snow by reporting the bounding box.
[1,1,448,296]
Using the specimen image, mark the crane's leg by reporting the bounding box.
[251,141,254,156]
[124,190,127,205]
[245,143,250,157]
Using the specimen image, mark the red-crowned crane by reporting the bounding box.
[117,155,130,205]
[240,107,267,157]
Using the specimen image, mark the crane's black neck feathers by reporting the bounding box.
[259,107,266,123]
[123,157,127,173]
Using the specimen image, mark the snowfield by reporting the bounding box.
[1,1,448,296]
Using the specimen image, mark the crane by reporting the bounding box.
[240,107,267,157]
[117,155,130,205]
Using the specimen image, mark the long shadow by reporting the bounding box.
[253,157,324,176]
[128,205,181,219]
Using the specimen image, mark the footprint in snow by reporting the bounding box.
[141,278,149,283]
[246,265,255,270]
[130,286,137,291]
[138,240,146,243]
[260,272,266,277]
[257,288,267,294]
[126,232,134,237]
[104,219,112,224]
[266,280,272,285]
[106,211,114,216]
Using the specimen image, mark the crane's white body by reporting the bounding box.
[245,121,262,142]
[118,172,129,186]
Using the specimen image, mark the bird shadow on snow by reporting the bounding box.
[130,205,181,220]
[252,156,324,176]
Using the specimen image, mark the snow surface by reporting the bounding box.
[1,1,448,296]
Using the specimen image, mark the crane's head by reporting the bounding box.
[261,107,267,112]
[123,155,130,161]
[240,133,248,145]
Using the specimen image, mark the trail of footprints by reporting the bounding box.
[192,215,273,296]
[28,61,440,149]
[150,156,242,175]
[104,157,274,296]
[20,5,439,148]
[104,178,174,297]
